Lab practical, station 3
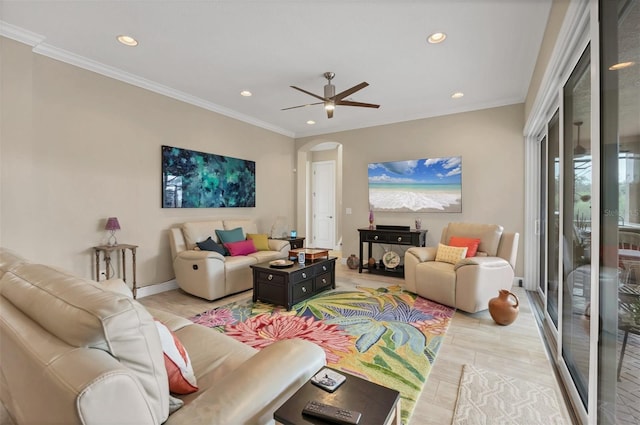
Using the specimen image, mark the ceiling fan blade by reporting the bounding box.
[281,102,323,111]
[327,108,334,119]
[290,86,326,102]
[336,100,380,109]
[334,82,369,101]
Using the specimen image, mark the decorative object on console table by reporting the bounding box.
[369,209,375,229]
[488,290,519,325]
[415,218,422,230]
[93,244,138,299]
[104,217,121,246]
[358,226,427,278]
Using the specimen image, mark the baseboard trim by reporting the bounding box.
[136,279,179,298]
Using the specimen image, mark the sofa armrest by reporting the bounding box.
[177,249,225,262]
[173,250,226,300]
[268,239,291,255]
[405,246,437,263]
[165,339,326,425]
[453,256,516,313]
[454,256,511,271]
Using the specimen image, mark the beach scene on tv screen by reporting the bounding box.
[368,156,462,213]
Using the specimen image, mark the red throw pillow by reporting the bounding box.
[449,236,481,258]
[223,239,257,256]
[154,321,198,395]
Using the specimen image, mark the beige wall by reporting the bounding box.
[297,104,526,277]
[0,37,295,287]
[525,0,571,120]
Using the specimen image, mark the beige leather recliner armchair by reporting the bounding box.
[404,223,519,313]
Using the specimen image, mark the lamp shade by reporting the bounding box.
[105,217,121,231]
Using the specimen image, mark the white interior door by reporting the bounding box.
[312,161,335,249]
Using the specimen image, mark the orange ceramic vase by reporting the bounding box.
[488,290,519,326]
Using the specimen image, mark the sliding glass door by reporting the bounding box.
[599,0,640,423]
[561,45,592,408]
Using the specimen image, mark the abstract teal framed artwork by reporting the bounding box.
[162,145,255,208]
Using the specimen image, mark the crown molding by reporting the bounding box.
[0,21,295,138]
[0,21,45,45]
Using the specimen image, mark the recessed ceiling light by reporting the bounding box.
[307,120,316,125]
[116,35,138,47]
[451,92,464,99]
[240,90,252,97]
[427,32,447,44]
[609,61,635,71]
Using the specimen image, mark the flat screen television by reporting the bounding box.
[368,156,462,213]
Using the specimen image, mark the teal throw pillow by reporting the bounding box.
[215,227,245,243]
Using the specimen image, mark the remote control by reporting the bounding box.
[302,400,362,425]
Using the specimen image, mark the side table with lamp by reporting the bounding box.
[93,217,138,298]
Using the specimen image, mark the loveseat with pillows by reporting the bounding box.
[169,219,290,300]
[404,222,519,313]
[0,248,326,424]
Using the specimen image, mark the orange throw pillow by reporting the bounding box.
[449,236,481,258]
[154,321,198,395]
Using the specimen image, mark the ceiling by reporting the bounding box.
[0,0,553,138]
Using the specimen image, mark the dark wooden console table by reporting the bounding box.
[358,227,427,278]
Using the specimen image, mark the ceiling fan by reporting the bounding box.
[282,72,380,118]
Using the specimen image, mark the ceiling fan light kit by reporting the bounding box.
[283,72,380,119]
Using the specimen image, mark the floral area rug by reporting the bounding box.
[190,285,455,424]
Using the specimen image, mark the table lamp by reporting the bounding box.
[105,217,121,246]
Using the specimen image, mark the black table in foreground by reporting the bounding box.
[274,368,401,425]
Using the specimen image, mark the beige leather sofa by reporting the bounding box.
[169,219,290,300]
[0,248,325,425]
[404,223,519,313]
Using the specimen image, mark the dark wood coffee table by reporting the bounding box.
[251,257,336,310]
[274,368,401,425]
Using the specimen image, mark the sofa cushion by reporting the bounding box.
[224,239,257,256]
[216,227,245,244]
[196,237,226,256]
[449,236,481,258]
[246,233,270,251]
[155,321,198,395]
[224,219,258,235]
[435,243,467,264]
[183,220,224,250]
[0,263,170,423]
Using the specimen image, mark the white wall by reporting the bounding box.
[0,37,296,287]
[297,104,526,276]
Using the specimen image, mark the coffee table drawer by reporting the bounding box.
[255,270,286,285]
[290,268,313,284]
[315,271,333,291]
[314,261,333,275]
[292,280,313,303]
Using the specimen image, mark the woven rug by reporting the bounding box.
[190,284,454,424]
[452,364,567,425]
